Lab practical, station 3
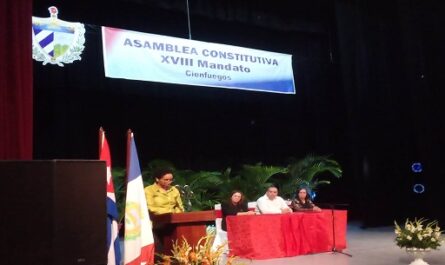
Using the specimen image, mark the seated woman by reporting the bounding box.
[290,187,321,212]
[213,190,255,252]
[221,190,256,231]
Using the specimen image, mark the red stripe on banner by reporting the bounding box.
[140,243,155,265]
[125,244,154,265]
[102,27,121,57]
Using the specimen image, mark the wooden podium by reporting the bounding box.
[151,210,216,254]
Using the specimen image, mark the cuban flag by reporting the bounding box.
[99,128,122,265]
[124,131,154,265]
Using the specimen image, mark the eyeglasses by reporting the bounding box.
[160,178,174,182]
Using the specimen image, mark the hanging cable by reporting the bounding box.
[186,0,192,39]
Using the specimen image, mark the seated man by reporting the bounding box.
[256,185,292,214]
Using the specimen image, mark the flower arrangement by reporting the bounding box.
[394,218,443,250]
[156,234,239,265]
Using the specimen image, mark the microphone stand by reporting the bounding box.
[320,203,352,257]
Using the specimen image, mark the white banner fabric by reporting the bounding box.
[102,27,295,94]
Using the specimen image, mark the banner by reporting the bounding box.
[102,27,295,94]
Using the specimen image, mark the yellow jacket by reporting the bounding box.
[144,183,184,215]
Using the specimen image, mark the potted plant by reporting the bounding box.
[156,234,239,265]
[394,218,443,265]
[216,163,287,202]
[279,154,342,199]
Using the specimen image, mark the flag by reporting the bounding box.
[99,128,122,265]
[124,130,154,265]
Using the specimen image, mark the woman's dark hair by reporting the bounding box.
[296,187,310,201]
[153,168,174,180]
[228,190,245,205]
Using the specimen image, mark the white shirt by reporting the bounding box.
[256,194,290,214]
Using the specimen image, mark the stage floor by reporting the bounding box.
[223,222,445,265]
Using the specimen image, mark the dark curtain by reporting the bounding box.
[0,0,33,159]
[335,0,445,225]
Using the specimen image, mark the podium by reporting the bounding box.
[151,210,216,254]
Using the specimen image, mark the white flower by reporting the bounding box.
[395,218,442,249]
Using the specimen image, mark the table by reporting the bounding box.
[226,209,347,259]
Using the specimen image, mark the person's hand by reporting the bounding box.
[313,206,322,212]
[247,211,256,215]
[281,208,292,214]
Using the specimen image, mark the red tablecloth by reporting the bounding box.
[226,209,347,259]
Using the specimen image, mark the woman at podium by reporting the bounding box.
[144,168,184,215]
[145,168,185,257]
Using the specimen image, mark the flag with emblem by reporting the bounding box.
[124,130,154,265]
[99,128,122,265]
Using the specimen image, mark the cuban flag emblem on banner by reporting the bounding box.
[32,6,85,66]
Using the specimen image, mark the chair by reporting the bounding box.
[211,203,228,253]
[248,201,258,213]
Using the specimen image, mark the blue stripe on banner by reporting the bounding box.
[39,33,54,49]
[32,27,42,35]
[113,230,122,265]
[107,197,119,220]
[107,208,122,265]
[32,24,75,33]
[202,79,295,94]
[228,79,295,93]
[107,216,112,249]
[128,137,142,182]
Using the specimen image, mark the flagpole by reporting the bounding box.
[126,129,132,183]
[99,127,104,157]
